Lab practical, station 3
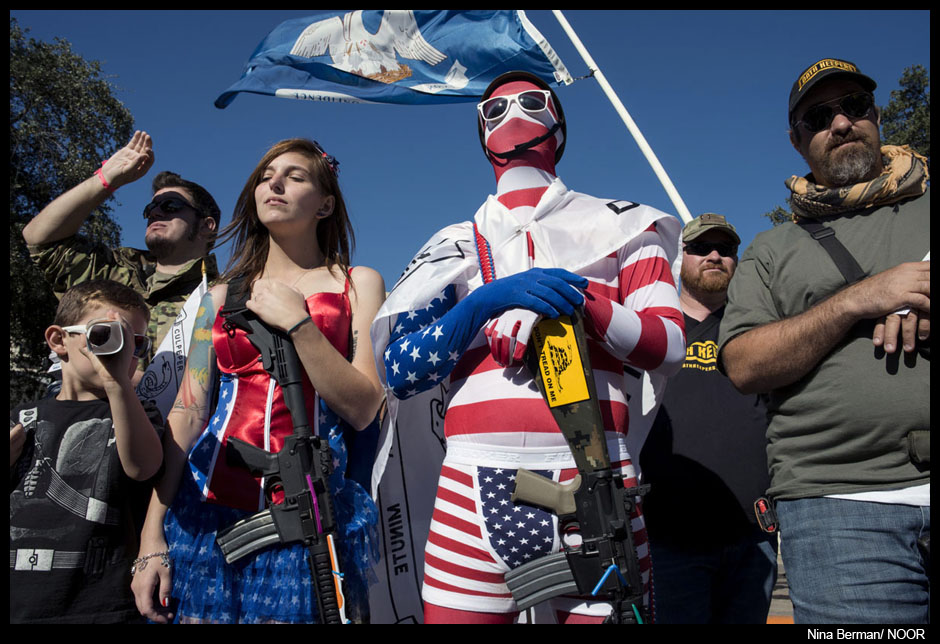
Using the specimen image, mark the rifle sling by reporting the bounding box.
[220,279,312,435]
[795,219,867,285]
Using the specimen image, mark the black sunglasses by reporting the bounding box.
[143,196,199,219]
[685,241,738,257]
[792,92,875,133]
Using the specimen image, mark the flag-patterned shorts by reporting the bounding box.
[421,441,650,618]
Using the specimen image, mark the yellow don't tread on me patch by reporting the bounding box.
[531,316,590,408]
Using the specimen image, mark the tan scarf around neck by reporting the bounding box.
[786,145,929,219]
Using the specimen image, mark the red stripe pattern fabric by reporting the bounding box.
[422,459,650,615]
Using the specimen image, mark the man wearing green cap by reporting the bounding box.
[718,58,929,624]
[641,213,776,623]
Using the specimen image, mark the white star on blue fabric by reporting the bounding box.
[478,466,556,569]
[384,285,463,398]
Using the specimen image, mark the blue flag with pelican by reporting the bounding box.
[215,10,571,108]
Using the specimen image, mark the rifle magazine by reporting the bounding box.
[504,551,579,610]
[216,509,281,564]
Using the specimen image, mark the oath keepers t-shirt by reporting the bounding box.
[641,310,771,546]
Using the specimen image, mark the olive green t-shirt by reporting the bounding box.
[717,189,929,500]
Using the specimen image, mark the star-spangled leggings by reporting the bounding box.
[420,443,651,623]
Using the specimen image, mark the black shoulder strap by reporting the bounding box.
[222,278,248,311]
[218,278,313,437]
[220,278,254,338]
[795,219,867,285]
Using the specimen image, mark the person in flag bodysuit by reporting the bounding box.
[130,139,385,623]
[371,71,685,623]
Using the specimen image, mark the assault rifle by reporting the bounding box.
[504,312,649,624]
[214,288,347,624]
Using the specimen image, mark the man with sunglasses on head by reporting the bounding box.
[23,131,221,383]
[372,71,685,623]
[718,59,929,624]
[639,213,777,623]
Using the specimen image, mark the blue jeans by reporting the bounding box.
[776,497,930,624]
[650,530,777,624]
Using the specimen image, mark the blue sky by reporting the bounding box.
[12,10,930,290]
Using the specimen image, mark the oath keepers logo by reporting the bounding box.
[685,340,718,372]
[798,59,859,91]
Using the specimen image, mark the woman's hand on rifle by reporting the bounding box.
[246,278,309,333]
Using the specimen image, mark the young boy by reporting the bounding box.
[10,279,164,623]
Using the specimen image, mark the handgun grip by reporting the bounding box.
[511,469,580,517]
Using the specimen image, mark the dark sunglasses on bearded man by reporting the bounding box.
[791,92,875,133]
[684,241,738,258]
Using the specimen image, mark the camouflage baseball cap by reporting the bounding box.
[682,213,740,244]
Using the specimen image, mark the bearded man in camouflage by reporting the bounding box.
[23,131,221,385]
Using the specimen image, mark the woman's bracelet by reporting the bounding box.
[130,550,171,576]
[287,316,313,336]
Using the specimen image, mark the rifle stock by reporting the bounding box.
[504,312,648,623]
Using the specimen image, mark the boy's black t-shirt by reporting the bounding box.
[10,396,162,623]
[640,309,772,547]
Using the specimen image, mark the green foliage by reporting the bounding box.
[880,64,930,161]
[762,205,793,227]
[10,18,134,403]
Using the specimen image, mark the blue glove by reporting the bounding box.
[467,267,587,322]
[384,268,587,398]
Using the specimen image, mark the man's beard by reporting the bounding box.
[817,131,880,187]
[681,264,731,294]
[145,221,198,259]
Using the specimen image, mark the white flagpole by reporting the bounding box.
[552,10,693,224]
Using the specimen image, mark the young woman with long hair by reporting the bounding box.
[131,139,386,623]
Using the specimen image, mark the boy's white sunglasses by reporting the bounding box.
[62,319,152,357]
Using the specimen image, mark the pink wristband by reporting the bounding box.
[94,161,116,194]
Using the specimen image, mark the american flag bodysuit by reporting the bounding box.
[377,178,684,618]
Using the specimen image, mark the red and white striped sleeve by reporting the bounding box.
[581,223,685,375]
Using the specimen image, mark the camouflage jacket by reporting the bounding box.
[28,235,220,369]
